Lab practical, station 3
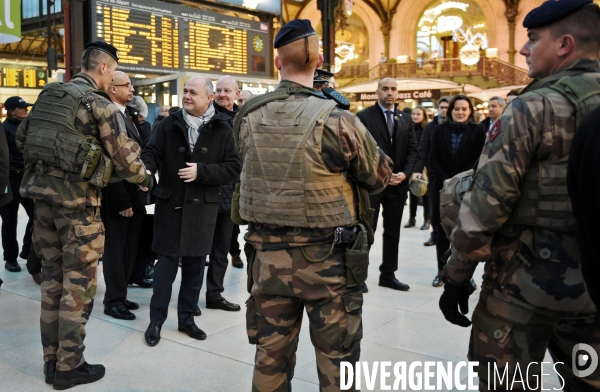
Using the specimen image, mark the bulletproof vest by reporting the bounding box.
[505,73,600,232]
[239,96,358,228]
[23,82,109,185]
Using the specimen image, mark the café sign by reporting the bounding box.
[356,89,440,101]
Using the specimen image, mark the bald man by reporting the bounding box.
[141,76,241,346]
[102,71,149,320]
[356,77,418,292]
[237,90,252,108]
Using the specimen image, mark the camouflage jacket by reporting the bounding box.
[241,80,393,250]
[445,59,600,312]
[17,73,149,210]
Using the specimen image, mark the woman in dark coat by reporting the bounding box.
[405,106,430,230]
[429,94,485,287]
[140,77,241,345]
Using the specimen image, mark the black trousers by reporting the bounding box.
[0,174,34,260]
[102,212,144,308]
[200,212,234,302]
[428,177,440,241]
[408,193,431,222]
[229,224,241,257]
[430,183,449,272]
[150,254,205,326]
[370,186,408,279]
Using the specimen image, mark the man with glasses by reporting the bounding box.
[102,71,149,320]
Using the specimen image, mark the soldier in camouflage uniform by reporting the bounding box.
[439,2,600,391]
[234,20,392,391]
[16,41,149,390]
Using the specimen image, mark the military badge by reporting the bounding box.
[489,121,501,142]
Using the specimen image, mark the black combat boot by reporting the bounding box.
[44,360,57,384]
[52,362,105,390]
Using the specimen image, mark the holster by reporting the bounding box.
[344,223,369,288]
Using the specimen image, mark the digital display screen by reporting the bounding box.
[91,0,272,77]
[216,0,281,15]
[0,66,47,88]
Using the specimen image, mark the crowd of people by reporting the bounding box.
[1,0,600,390]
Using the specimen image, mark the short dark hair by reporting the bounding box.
[445,94,476,124]
[81,48,116,71]
[550,3,600,54]
[438,96,451,106]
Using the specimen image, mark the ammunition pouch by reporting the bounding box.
[344,223,370,288]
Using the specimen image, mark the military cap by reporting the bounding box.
[4,96,33,110]
[274,19,316,49]
[84,40,119,62]
[523,0,593,29]
[314,69,334,85]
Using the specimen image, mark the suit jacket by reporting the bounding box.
[430,121,486,188]
[480,117,494,133]
[356,104,418,193]
[102,105,147,216]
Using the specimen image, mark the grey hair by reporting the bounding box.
[489,96,506,107]
[127,96,148,119]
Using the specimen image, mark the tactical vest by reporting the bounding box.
[504,74,600,232]
[23,82,111,187]
[239,96,358,228]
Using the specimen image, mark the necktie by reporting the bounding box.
[385,110,394,139]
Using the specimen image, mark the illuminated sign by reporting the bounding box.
[0,65,47,88]
[356,90,441,102]
[216,0,281,15]
[90,0,272,77]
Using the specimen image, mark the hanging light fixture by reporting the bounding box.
[453,27,488,66]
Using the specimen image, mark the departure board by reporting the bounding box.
[90,0,272,77]
[0,65,47,88]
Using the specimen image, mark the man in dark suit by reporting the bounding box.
[480,96,505,132]
[102,71,148,320]
[357,78,418,291]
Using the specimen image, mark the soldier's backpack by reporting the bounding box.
[439,166,476,238]
[23,82,113,188]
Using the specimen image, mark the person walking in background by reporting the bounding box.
[404,106,430,230]
[356,77,418,292]
[429,95,485,287]
[417,96,450,247]
[150,104,170,134]
[236,90,252,109]
[480,96,506,131]
[0,96,35,273]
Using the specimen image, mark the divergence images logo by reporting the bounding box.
[572,343,598,378]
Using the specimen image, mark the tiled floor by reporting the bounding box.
[0,205,562,391]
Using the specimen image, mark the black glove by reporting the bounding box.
[439,279,476,327]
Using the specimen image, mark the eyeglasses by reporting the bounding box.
[113,83,132,88]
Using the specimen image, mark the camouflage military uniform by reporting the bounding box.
[445,60,600,391]
[16,72,149,371]
[238,80,392,391]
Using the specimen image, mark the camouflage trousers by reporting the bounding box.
[33,200,104,371]
[246,243,363,392]
[470,290,600,391]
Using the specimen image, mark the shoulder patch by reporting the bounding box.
[489,121,501,142]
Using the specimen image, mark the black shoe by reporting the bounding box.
[378,278,410,291]
[32,272,42,285]
[145,323,161,346]
[129,278,153,288]
[432,275,444,287]
[123,299,139,310]
[19,248,30,259]
[361,283,369,293]
[404,218,416,228]
[231,255,244,269]
[195,306,202,316]
[145,264,154,279]
[5,259,21,272]
[420,221,431,230]
[423,237,436,246]
[178,323,207,340]
[104,305,136,320]
[206,297,241,312]
[44,360,56,384]
[52,362,105,390]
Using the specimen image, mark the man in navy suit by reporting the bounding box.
[356,78,418,291]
